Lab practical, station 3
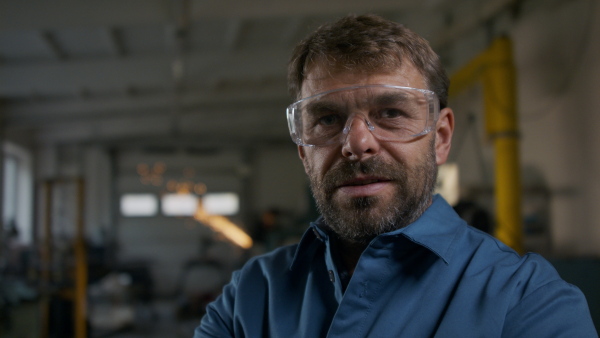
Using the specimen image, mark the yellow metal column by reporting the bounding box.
[482,38,523,254]
[40,181,53,338]
[74,178,87,338]
[40,178,88,338]
[449,37,523,254]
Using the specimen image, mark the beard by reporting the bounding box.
[306,139,438,246]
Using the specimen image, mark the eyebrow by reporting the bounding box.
[305,100,345,115]
[303,89,415,115]
[372,91,411,106]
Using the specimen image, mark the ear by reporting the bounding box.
[435,107,454,165]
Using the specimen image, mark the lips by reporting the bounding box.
[340,176,389,187]
[335,176,392,197]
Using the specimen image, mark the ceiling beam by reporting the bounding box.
[191,0,426,20]
[224,19,244,51]
[7,105,291,145]
[0,1,172,31]
[429,0,519,48]
[0,0,428,32]
[108,28,128,57]
[0,48,290,97]
[3,91,290,126]
[40,30,68,60]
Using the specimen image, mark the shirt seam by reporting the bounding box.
[505,278,566,317]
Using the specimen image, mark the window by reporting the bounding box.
[2,143,33,244]
[120,194,158,217]
[120,192,240,217]
[161,193,198,216]
[202,193,239,216]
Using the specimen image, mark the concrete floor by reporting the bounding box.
[98,300,200,338]
[1,301,40,338]
[1,298,201,338]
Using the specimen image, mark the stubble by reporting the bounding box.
[306,139,437,245]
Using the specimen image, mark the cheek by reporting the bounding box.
[384,136,435,165]
[382,145,410,166]
[303,148,337,178]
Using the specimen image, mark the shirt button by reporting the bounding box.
[328,270,335,283]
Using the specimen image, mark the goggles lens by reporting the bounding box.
[286,85,439,147]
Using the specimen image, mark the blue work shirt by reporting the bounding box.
[195,195,597,337]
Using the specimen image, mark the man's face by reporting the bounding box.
[298,63,454,245]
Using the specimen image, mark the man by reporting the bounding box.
[195,14,596,337]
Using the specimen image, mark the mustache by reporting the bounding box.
[321,157,406,193]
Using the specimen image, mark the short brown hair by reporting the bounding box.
[287,14,449,108]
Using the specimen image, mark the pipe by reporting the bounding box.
[74,178,87,338]
[449,37,523,254]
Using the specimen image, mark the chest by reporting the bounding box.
[253,248,509,337]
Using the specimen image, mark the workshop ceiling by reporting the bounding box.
[0,0,521,149]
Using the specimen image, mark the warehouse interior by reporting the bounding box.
[1,0,599,336]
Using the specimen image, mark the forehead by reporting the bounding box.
[300,62,427,99]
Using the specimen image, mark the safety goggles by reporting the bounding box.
[286,84,440,147]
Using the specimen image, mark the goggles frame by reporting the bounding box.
[286,84,440,147]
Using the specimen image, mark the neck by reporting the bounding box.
[331,236,368,276]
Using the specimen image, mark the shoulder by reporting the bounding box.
[461,225,561,284]
[451,229,597,334]
[236,244,300,280]
[498,253,597,336]
[459,227,587,308]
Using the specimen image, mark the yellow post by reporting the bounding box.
[482,38,523,254]
[74,178,87,338]
[40,181,53,338]
[449,37,523,254]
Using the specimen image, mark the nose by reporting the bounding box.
[341,116,380,160]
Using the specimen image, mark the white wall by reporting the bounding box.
[515,0,600,256]
[253,146,308,216]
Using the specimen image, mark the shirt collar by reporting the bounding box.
[289,221,328,271]
[385,195,463,264]
[289,195,464,270]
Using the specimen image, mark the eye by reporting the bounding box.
[317,114,340,126]
[379,108,406,119]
